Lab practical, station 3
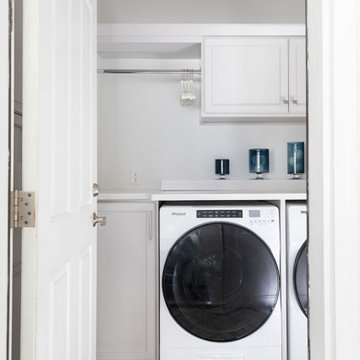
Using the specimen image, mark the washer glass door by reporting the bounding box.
[294,241,308,316]
[162,222,280,342]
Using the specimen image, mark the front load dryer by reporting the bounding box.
[287,203,308,360]
[160,203,282,360]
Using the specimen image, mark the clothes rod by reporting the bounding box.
[98,69,201,75]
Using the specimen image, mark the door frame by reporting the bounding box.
[0,0,10,359]
[308,0,360,358]
[1,0,360,359]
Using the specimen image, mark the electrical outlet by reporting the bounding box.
[130,171,140,185]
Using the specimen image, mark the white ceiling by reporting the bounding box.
[98,0,305,24]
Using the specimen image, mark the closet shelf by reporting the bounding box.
[97,23,305,60]
[97,68,201,75]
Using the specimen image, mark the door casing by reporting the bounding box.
[308,0,360,358]
[0,0,11,358]
[1,0,360,359]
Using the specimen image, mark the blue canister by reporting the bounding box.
[249,149,269,179]
[287,142,305,178]
[215,159,230,179]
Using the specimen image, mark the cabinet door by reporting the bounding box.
[202,37,289,116]
[97,201,157,360]
[289,37,306,114]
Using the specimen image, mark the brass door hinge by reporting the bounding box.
[10,190,36,228]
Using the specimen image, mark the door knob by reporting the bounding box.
[93,183,100,197]
[93,212,106,227]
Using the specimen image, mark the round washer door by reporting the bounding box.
[294,240,308,317]
[162,222,280,342]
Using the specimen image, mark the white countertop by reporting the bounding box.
[98,192,153,201]
[98,191,307,202]
[98,179,307,202]
[150,190,306,201]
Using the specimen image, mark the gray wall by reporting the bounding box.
[14,0,22,105]
[98,0,305,24]
[12,1,23,359]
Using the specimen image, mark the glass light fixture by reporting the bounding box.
[249,149,269,180]
[215,159,230,179]
[287,142,305,179]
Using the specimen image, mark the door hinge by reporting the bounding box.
[10,190,36,228]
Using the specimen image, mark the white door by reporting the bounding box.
[21,0,98,359]
[289,37,306,114]
[202,36,289,116]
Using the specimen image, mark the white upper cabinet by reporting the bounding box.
[202,36,289,116]
[202,36,306,119]
[289,37,306,114]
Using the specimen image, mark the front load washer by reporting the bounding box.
[160,203,281,360]
[287,203,308,360]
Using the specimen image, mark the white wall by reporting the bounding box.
[98,74,306,191]
[98,0,305,24]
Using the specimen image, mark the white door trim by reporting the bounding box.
[308,0,360,358]
[0,0,10,359]
[0,0,359,358]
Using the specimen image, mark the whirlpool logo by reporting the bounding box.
[171,212,186,216]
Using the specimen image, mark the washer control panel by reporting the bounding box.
[197,210,243,218]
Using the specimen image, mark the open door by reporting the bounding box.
[21,0,98,359]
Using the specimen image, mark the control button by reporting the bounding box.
[197,209,243,218]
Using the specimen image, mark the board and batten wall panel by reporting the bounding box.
[98,73,306,192]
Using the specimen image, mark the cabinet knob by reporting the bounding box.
[93,212,106,227]
[292,99,298,104]
[282,98,289,105]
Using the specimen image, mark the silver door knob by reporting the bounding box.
[93,212,106,227]
[93,183,100,197]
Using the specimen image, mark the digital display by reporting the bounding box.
[197,210,243,218]
[249,210,261,218]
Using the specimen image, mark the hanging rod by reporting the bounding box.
[98,69,201,75]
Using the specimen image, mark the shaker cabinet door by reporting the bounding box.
[202,37,289,116]
[289,38,307,114]
[97,201,157,360]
